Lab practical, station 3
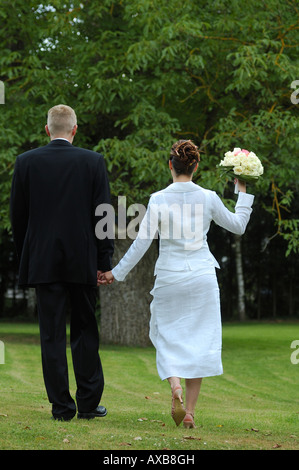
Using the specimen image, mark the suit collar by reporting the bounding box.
[47,139,73,147]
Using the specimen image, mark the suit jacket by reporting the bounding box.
[10,139,114,287]
[112,181,254,281]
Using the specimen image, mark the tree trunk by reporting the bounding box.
[234,234,246,322]
[272,275,277,318]
[289,278,293,316]
[27,288,37,318]
[99,238,158,346]
[257,260,262,320]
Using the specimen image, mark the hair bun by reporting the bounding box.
[170,140,200,172]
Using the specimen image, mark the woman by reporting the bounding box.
[99,140,254,428]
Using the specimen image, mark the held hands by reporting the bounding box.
[97,270,114,286]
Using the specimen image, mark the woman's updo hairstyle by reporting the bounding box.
[170,140,200,176]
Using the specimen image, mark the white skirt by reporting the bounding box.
[149,267,223,380]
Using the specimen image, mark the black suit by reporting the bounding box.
[10,138,114,419]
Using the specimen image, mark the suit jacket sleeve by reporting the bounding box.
[93,156,114,271]
[10,157,29,260]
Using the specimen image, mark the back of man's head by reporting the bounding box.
[47,104,77,138]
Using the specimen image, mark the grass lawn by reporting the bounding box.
[0,321,298,451]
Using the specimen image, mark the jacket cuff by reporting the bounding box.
[111,266,124,282]
[237,192,254,206]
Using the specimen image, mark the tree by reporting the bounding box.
[0,0,298,328]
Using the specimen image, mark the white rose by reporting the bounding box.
[233,166,243,175]
[224,151,234,158]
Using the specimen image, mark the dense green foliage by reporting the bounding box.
[0,0,298,319]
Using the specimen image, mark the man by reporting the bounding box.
[10,104,114,421]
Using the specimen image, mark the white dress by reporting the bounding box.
[112,182,254,380]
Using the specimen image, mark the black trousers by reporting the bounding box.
[36,283,104,419]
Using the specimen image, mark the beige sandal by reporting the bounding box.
[183,412,196,428]
[171,385,186,426]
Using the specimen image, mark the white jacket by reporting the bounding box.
[112,181,254,281]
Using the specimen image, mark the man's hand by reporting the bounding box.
[97,270,114,286]
[97,270,103,286]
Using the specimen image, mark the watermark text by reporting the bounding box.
[290,340,299,365]
[95,196,204,250]
[290,80,299,105]
[0,341,4,364]
[0,81,5,104]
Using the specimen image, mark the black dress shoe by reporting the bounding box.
[77,405,107,420]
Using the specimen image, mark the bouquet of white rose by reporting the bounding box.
[218,148,264,185]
